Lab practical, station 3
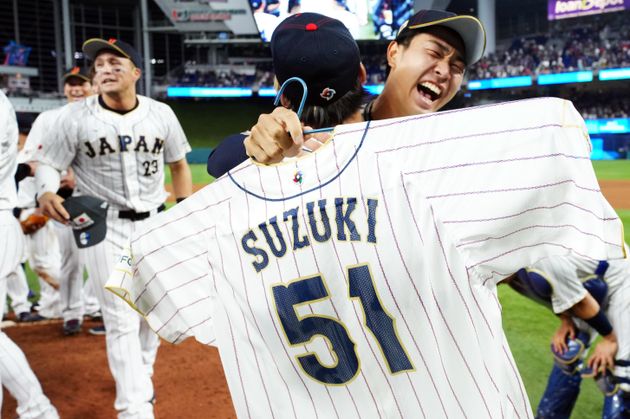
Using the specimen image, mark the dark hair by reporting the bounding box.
[385,26,466,78]
[285,79,366,128]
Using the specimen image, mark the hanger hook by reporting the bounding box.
[274,77,308,119]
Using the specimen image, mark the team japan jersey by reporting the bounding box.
[531,252,630,313]
[19,107,62,164]
[36,95,191,211]
[0,90,19,210]
[108,98,624,419]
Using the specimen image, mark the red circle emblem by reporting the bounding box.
[305,23,318,31]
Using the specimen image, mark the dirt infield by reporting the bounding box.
[2,179,626,418]
[168,179,630,208]
[1,319,235,419]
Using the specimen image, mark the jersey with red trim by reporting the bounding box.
[108,97,625,419]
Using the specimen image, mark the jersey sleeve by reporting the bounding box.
[20,112,48,163]
[530,257,588,313]
[33,104,78,171]
[0,92,18,191]
[395,98,625,283]
[161,104,191,164]
[106,188,218,346]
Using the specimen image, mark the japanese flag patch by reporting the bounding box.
[71,212,95,229]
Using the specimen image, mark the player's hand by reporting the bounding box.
[588,333,618,374]
[38,192,70,223]
[245,107,304,164]
[552,316,576,354]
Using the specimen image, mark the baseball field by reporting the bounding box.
[4,160,629,418]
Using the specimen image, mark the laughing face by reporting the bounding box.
[63,78,92,102]
[385,26,466,116]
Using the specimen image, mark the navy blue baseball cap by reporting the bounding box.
[396,9,486,65]
[63,196,109,248]
[82,37,143,69]
[62,66,91,84]
[271,13,361,107]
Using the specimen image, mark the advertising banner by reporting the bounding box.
[548,0,629,20]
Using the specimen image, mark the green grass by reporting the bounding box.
[500,287,604,418]
[164,163,212,185]
[168,100,273,149]
[592,160,630,180]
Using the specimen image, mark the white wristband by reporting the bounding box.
[35,164,61,196]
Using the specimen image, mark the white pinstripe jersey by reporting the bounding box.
[531,252,630,313]
[108,97,625,419]
[19,107,62,164]
[0,90,19,210]
[35,95,191,211]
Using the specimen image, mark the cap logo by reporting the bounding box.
[108,38,117,44]
[71,67,80,74]
[71,212,94,229]
[305,23,318,31]
[80,232,91,246]
[320,87,336,101]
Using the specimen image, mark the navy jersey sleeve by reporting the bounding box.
[206,132,248,178]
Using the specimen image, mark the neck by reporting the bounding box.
[101,89,137,112]
[344,110,364,124]
[369,87,397,120]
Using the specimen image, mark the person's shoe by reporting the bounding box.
[18,312,46,322]
[85,311,103,322]
[88,325,106,335]
[63,319,82,336]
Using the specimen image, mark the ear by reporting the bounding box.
[358,62,367,84]
[386,41,400,70]
[132,66,142,82]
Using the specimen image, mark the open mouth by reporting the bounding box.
[417,81,442,102]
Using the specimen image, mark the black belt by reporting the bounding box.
[118,204,166,221]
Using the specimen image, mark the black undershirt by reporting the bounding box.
[98,95,139,115]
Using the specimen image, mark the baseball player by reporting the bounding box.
[34,38,192,418]
[109,96,624,419]
[0,89,59,419]
[507,255,630,418]
[209,9,481,175]
[20,67,102,334]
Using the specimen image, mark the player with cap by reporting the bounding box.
[19,66,101,334]
[0,89,59,419]
[207,11,372,176]
[207,9,485,174]
[107,12,624,418]
[34,38,193,418]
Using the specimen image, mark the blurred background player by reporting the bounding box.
[0,87,59,419]
[20,66,102,335]
[506,255,630,418]
[35,38,193,418]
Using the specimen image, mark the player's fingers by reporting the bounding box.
[52,198,70,221]
[245,137,280,164]
[272,107,303,147]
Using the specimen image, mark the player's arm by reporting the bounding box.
[33,106,76,222]
[568,293,618,374]
[36,164,69,222]
[168,158,192,202]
